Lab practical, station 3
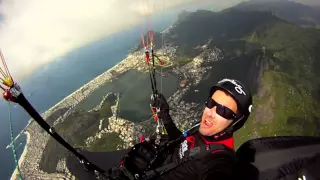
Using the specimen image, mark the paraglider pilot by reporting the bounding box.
[108,78,253,180]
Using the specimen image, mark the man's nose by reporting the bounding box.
[206,106,216,118]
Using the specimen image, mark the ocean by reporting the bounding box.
[0,3,214,179]
[0,14,173,180]
[0,32,137,179]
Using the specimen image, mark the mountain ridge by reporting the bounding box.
[232,0,320,28]
[164,9,320,146]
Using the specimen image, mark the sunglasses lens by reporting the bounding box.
[205,98,216,109]
[216,105,234,119]
[206,98,235,119]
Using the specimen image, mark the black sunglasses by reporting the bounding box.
[205,98,237,120]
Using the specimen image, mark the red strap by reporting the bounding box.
[200,136,234,150]
[212,150,224,154]
[186,136,196,149]
[148,31,154,44]
[139,136,145,143]
[185,135,234,151]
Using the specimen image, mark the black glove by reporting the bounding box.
[122,141,158,177]
[152,93,170,120]
[107,167,129,180]
[152,93,181,140]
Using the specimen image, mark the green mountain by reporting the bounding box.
[233,0,320,28]
[167,9,320,147]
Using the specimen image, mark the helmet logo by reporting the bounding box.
[219,78,246,95]
[235,86,246,95]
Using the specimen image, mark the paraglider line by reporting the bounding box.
[8,101,23,180]
[0,68,8,79]
[0,82,6,90]
[151,49,158,95]
[144,0,149,47]
[0,49,12,79]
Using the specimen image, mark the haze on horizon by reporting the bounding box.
[0,0,318,81]
[0,0,236,81]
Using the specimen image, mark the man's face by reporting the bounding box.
[199,90,238,136]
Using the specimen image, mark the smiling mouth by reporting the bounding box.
[203,119,213,127]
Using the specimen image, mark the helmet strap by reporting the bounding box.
[207,115,245,141]
[230,115,245,130]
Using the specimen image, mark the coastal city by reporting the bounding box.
[3,0,320,179]
[11,40,222,179]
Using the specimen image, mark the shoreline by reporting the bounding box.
[10,51,146,179]
[10,131,30,180]
[8,52,138,147]
[10,42,183,179]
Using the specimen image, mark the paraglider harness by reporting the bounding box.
[118,125,234,180]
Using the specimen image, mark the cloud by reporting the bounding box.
[292,0,320,6]
[0,0,197,81]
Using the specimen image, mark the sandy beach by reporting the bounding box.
[10,131,30,180]
[8,51,143,179]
